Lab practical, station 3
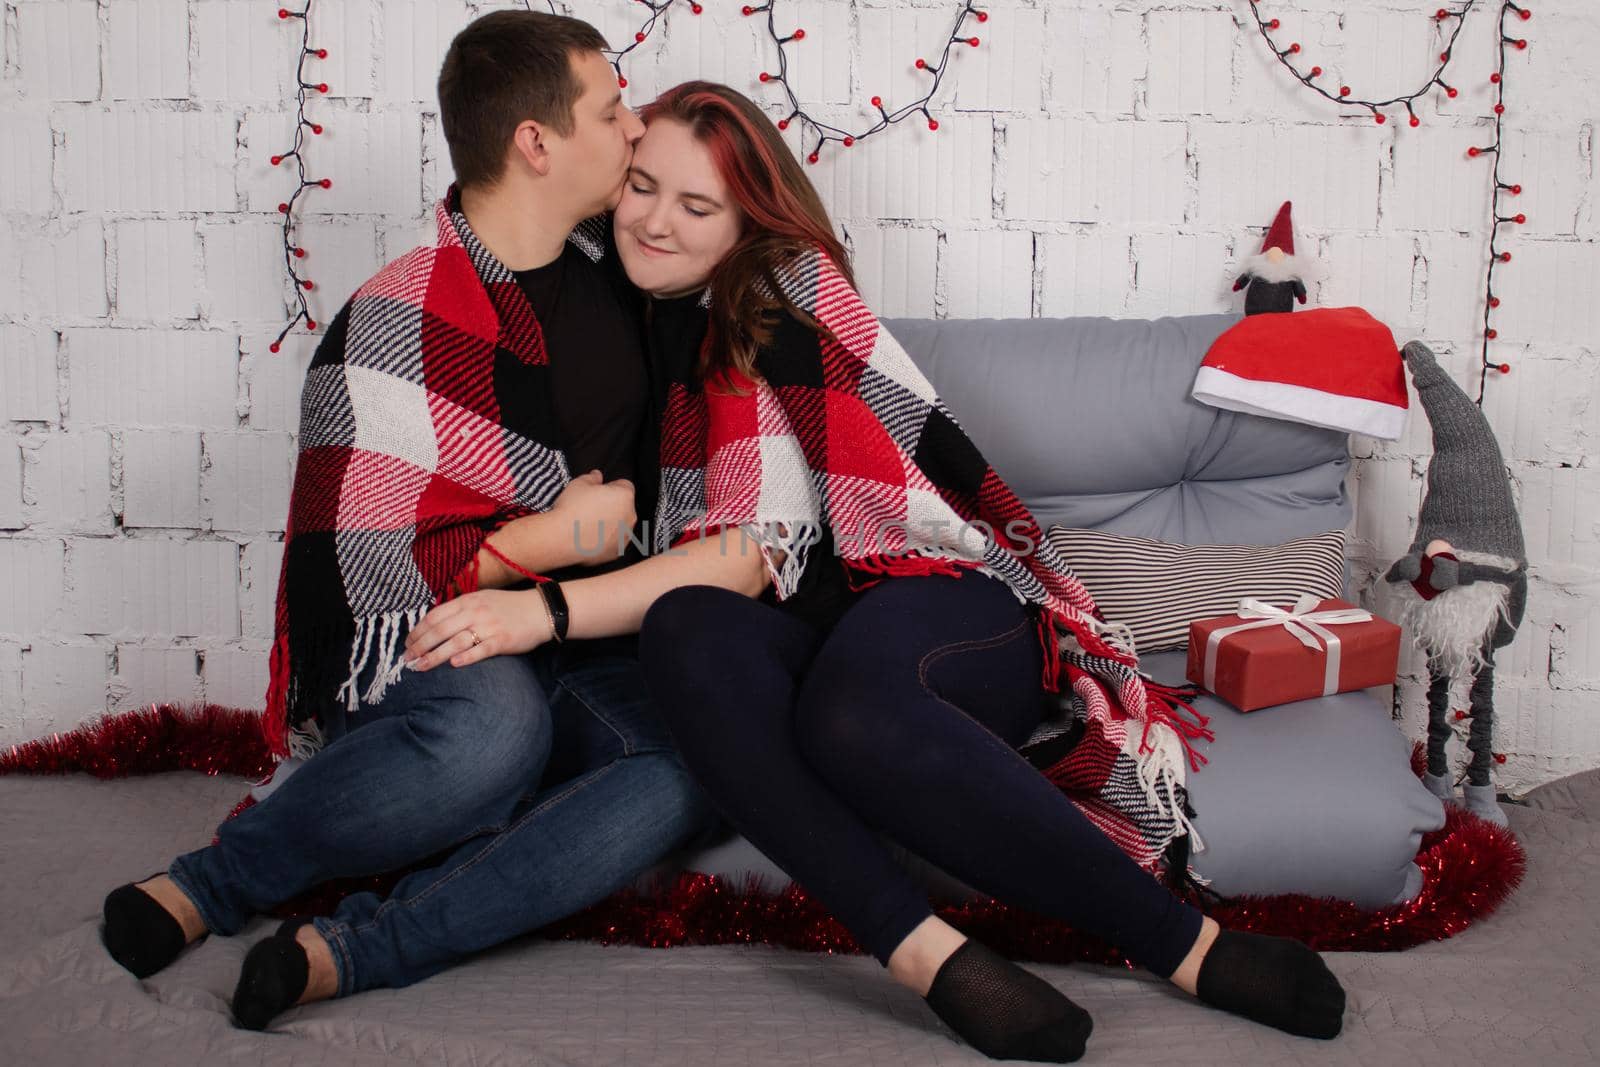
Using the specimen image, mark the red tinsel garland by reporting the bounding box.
[2,707,1525,959]
[0,704,274,781]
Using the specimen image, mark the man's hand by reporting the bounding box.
[552,470,637,566]
[404,589,554,671]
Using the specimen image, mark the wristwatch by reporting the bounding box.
[539,581,569,644]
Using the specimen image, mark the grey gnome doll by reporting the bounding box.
[1383,341,1526,827]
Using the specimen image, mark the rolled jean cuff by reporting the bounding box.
[314,917,358,998]
[167,852,233,937]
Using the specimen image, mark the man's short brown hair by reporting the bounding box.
[437,10,610,189]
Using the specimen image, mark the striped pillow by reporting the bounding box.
[1043,527,1348,653]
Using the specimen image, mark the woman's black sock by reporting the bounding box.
[231,925,311,1031]
[101,881,189,979]
[1195,930,1346,1039]
[924,939,1093,1063]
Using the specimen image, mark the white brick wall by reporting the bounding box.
[1,0,1597,795]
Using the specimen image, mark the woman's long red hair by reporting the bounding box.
[640,81,854,383]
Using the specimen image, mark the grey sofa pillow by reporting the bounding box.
[882,315,1352,546]
[1140,651,1445,907]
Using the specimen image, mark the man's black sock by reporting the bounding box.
[1195,929,1345,1039]
[101,882,187,979]
[924,939,1093,1063]
[231,928,311,1031]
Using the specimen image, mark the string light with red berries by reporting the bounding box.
[525,0,703,89]
[1248,1,1533,403]
[268,2,331,354]
[1469,2,1534,402]
[1247,1,1479,127]
[743,1,989,164]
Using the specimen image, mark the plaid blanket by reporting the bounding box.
[653,250,1214,872]
[263,193,607,759]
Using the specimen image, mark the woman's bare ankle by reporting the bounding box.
[886,916,968,997]
[1168,915,1220,996]
[294,925,338,1004]
[136,874,207,943]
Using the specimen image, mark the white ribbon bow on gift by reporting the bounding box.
[1202,593,1373,697]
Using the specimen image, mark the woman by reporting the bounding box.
[405,82,1347,1062]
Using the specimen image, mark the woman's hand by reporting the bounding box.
[404,589,554,671]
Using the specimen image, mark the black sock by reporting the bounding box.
[231,927,311,1031]
[1195,930,1345,1039]
[924,940,1093,1063]
[102,882,188,979]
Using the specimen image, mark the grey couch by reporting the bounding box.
[669,313,1445,909]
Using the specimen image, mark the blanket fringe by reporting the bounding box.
[1044,662,1213,856]
[337,607,427,712]
[1131,722,1206,854]
[744,523,820,601]
[844,551,979,591]
[1143,680,1215,773]
[1132,681,1214,849]
[286,721,325,761]
[264,607,428,761]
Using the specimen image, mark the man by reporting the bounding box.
[100,10,712,1029]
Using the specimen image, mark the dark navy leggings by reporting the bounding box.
[639,572,1204,976]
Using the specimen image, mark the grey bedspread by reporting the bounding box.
[1,769,1595,1065]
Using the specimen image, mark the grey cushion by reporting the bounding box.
[881,315,1352,546]
[662,314,1437,912]
[1141,651,1445,907]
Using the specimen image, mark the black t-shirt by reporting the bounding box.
[644,294,860,632]
[514,243,646,484]
[513,243,653,576]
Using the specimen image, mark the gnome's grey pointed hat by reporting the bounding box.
[1402,341,1526,565]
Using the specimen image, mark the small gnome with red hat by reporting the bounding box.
[1233,201,1317,316]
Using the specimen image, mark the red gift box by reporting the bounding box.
[1184,595,1401,713]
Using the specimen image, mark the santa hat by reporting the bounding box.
[1232,200,1324,286]
[1192,307,1409,440]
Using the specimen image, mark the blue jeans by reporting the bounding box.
[170,639,713,994]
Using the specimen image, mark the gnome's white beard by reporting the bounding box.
[1238,250,1324,284]
[1390,550,1519,676]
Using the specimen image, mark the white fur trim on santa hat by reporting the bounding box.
[1236,250,1325,284]
[1192,365,1408,439]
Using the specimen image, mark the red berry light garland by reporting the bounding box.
[1248,0,1477,127]
[1248,1,1534,402]
[268,2,329,353]
[744,1,988,164]
[1472,2,1533,401]
[526,0,704,89]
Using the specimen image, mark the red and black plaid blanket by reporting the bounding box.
[652,249,1214,872]
[263,192,607,759]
